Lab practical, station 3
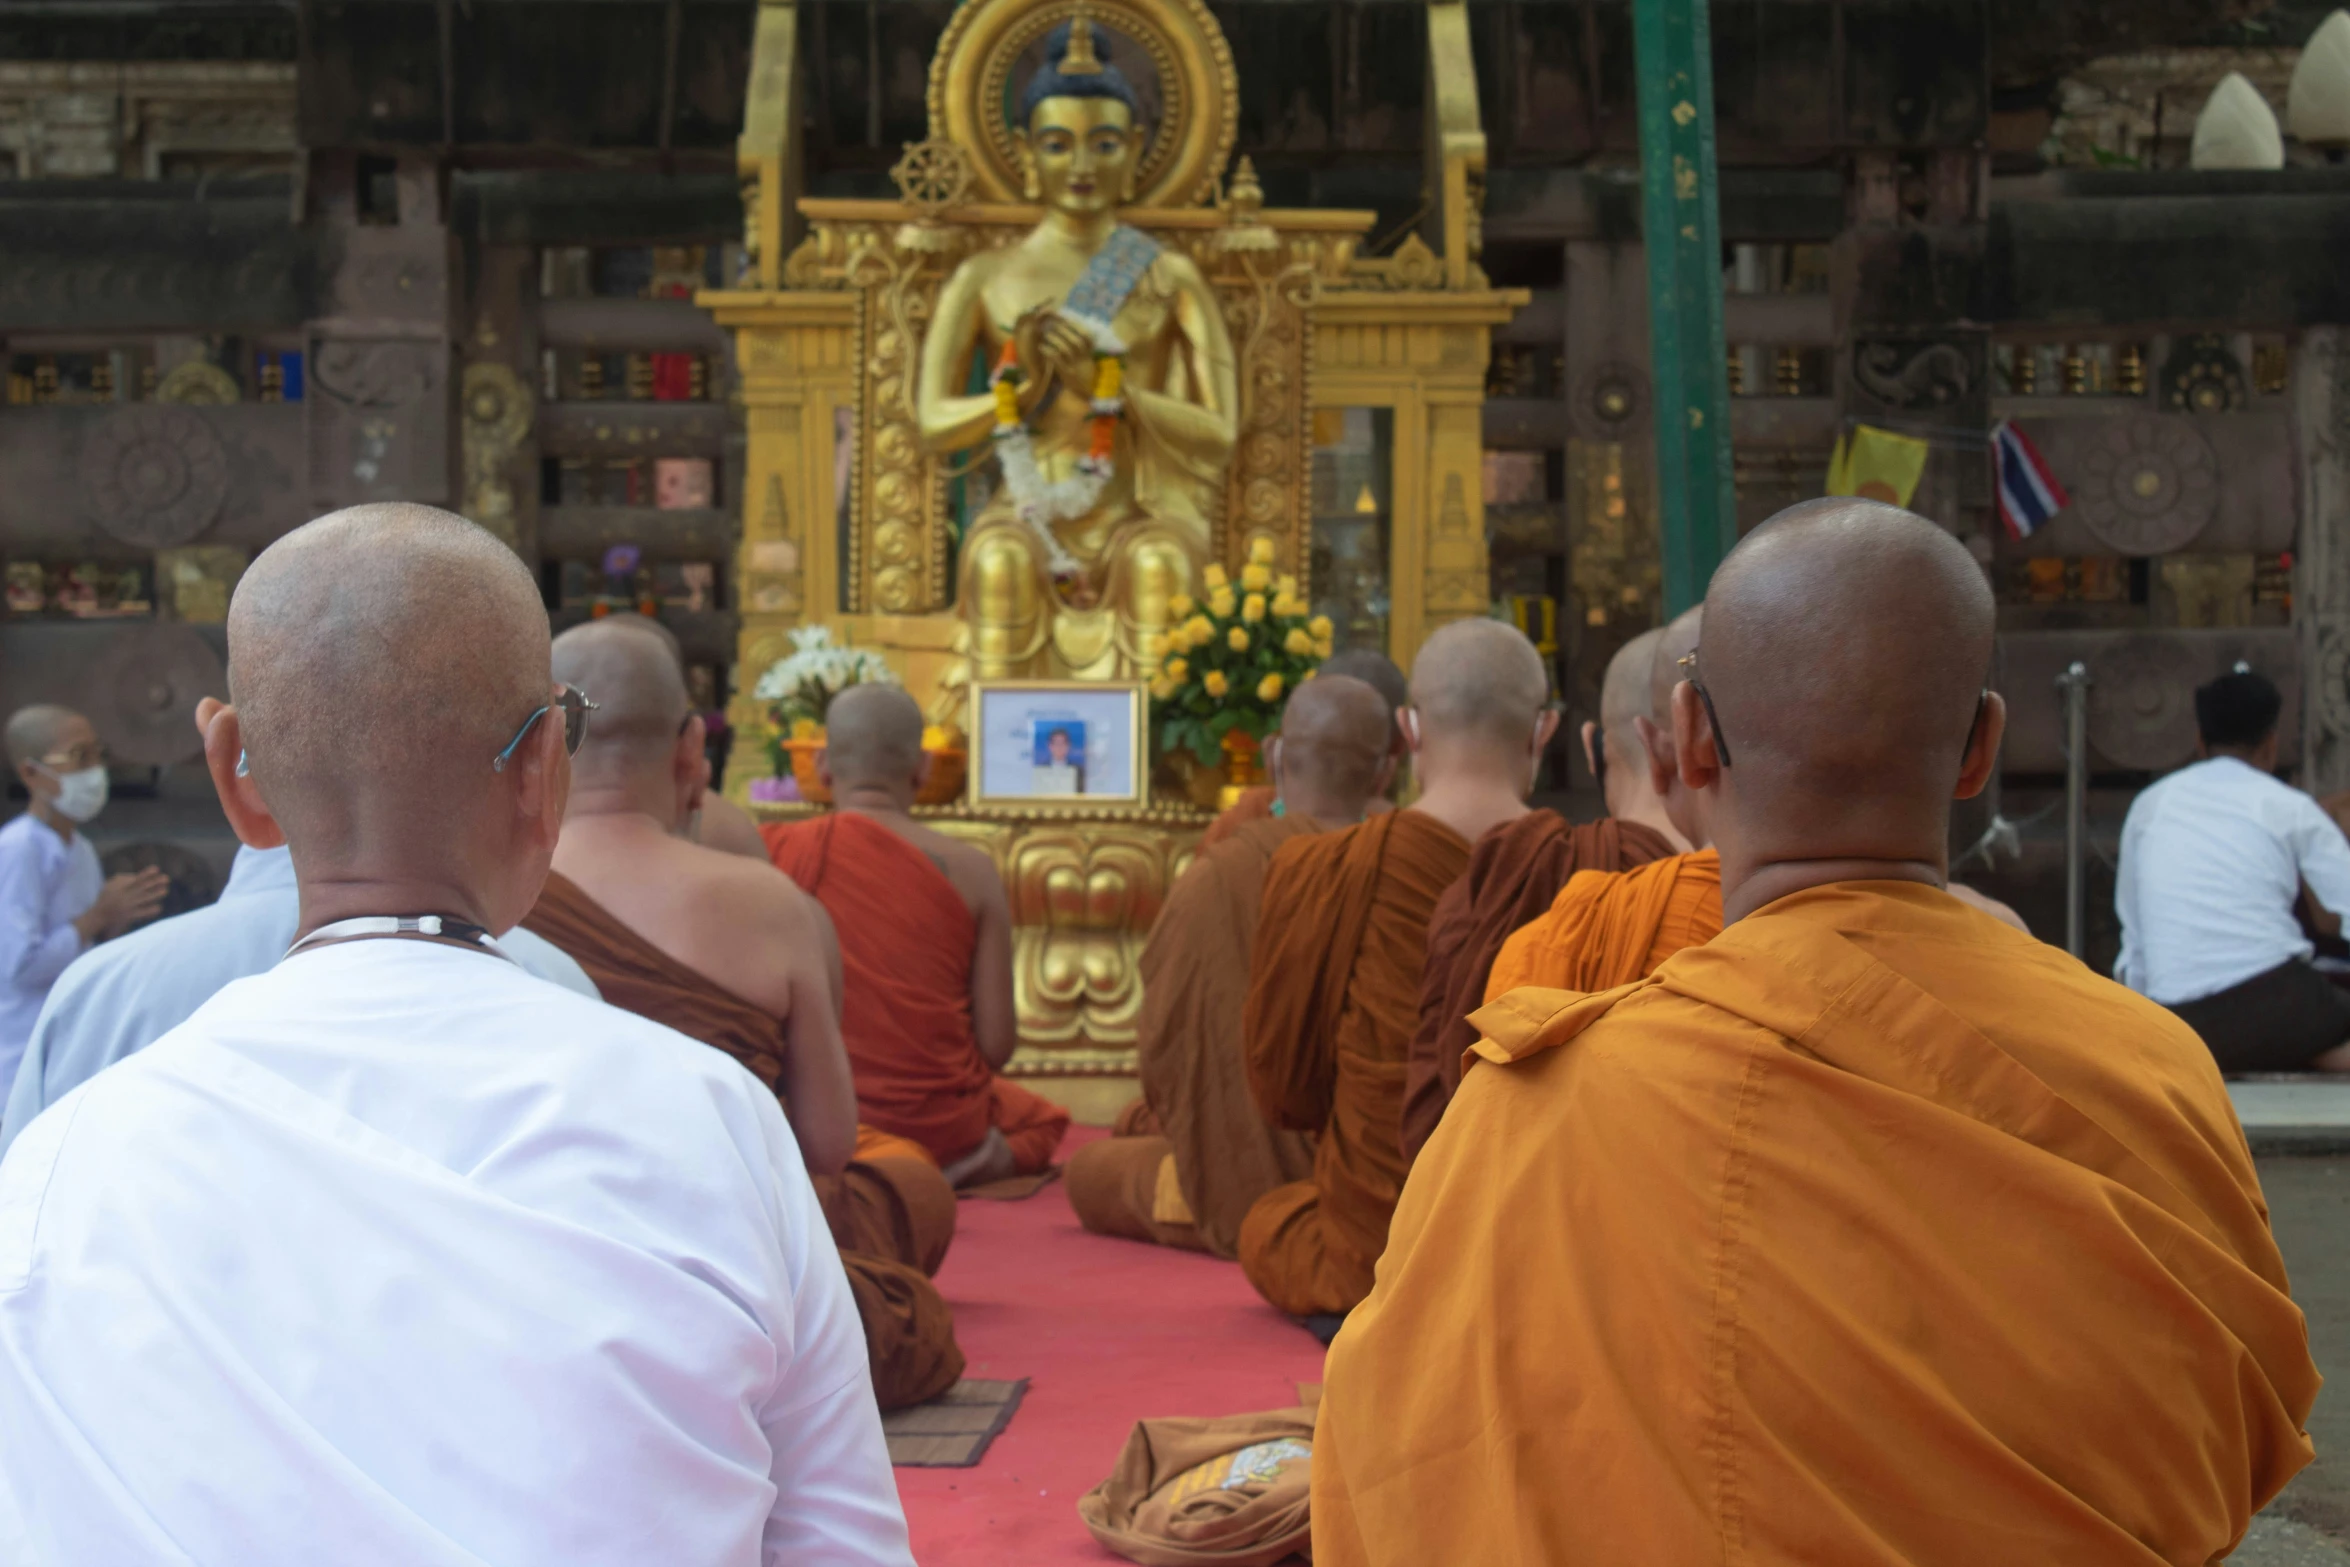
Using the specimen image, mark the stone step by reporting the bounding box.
[2231,1077,2350,1155]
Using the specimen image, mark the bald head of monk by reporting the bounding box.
[550,615,705,830]
[1403,618,1559,843]
[1630,606,1711,849]
[1671,498,2004,924]
[209,503,566,937]
[820,683,927,811]
[1578,630,1686,849]
[1273,675,1396,825]
[1319,648,1410,763]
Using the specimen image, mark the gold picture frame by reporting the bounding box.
[967,678,1149,812]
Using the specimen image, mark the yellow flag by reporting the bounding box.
[1825,424,1931,508]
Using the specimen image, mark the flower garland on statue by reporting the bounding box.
[988,311,1126,581]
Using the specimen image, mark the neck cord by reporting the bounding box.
[283,913,517,966]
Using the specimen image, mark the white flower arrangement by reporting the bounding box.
[753,625,899,732]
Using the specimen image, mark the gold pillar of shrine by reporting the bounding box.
[701,0,1522,1105]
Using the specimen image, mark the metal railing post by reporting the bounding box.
[2056,660,2091,958]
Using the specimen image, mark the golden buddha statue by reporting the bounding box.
[917,17,1239,680]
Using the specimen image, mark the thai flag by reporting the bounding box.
[1992,419,2067,539]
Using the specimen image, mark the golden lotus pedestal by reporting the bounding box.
[750,799,1212,1122]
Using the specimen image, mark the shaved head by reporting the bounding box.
[1600,630,1663,763]
[551,616,691,785]
[1692,498,1996,878]
[1278,675,1392,817]
[4,705,83,770]
[1408,619,1549,752]
[229,504,548,859]
[823,683,922,790]
[1319,648,1408,733]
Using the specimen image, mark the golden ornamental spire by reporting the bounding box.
[1060,13,1104,75]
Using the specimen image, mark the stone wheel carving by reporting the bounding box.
[2073,416,2218,556]
[79,406,229,549]
[2086,635,2201,769]
[889,138,974,216]
[82,623,228,767]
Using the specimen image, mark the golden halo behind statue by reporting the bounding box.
[929,0,1237,210]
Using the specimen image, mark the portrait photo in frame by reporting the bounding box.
[968,679,1147,810]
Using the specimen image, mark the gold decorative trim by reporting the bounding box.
[928,0,1238,210]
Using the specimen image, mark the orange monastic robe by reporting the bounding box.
[1238,809,1470,1317]
[1400,812,1674,1162]
[1315,883,2319,1565]
[1483,846,1722,1001]
[765,811,1069,1173]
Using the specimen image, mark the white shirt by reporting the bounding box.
[0,940,911,1566]
[0,845,601,1158]
[0,812,102,1095]
[2114,755,2350,1004]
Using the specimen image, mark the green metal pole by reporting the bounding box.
[1632,0,1736,616]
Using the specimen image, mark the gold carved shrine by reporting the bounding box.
[702,0,1522,1091]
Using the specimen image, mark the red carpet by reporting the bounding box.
[896,1127,1326,1564]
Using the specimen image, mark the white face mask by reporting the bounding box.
[40,765,108,824]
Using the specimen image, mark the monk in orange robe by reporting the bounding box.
[1315,500,2318,1565]
[1066,675,1398,1254]
[1401,627,1685,1161]
[1238,620,1559,1319]
[765,684,1069,1187]
[521,618,962,1409]
[1201,649,1409,848]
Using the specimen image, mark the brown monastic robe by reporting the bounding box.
[1200,786,1278,850]
[1236,809,1470,1317]
[1066,814,1323,1257]
[1399,812,1674,1163]
[524,871,964,1409]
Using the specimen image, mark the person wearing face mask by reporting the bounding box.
[0,705,167,1095]
[1234,617,1557,1327]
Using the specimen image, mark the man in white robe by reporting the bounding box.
[1,836,598,1158]
[0,503,912,1567]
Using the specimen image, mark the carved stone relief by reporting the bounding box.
[78,406,229,549]
[2071,415,2219,556]
[1844,333,1987,426]
[460,362,534,548]
[2085,634,2203,768]
[79,622,227,767]
[306,339,451,505]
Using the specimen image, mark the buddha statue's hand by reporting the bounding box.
[1036,314,1098,394]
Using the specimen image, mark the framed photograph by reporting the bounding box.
[968,679,1147,811]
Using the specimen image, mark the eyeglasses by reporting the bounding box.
[1678,650,1735,767]
[493,685,599,773]
[1678,649,1989,771]
[35,742,108,772]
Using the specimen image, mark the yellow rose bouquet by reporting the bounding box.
[1148,536,1334,766]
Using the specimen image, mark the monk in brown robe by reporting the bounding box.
[1238,619,1556,1320]
[1065,675,1399,1254]
[765,684,1069,1188]
[1317,499,2317,1565]
[521,618,962,1409]
[1399,628,1685,1161]
[1202,649,1409,848]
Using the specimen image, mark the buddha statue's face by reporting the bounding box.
[1019,95,1142,213]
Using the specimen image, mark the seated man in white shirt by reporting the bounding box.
[2116,667,2350,1073]
[0,502,911,1566]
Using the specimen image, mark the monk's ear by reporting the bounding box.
[511,684,572,847]
[1633,713,1675,799]
[912,748,933,791]
[676,714,708,810]
[201,704,287,851]
[1670,681,1721,793]
[1579,720,1599,783]
[1954,691,2006,801]
[1533,708,1562,756]
[815,745,834,791]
